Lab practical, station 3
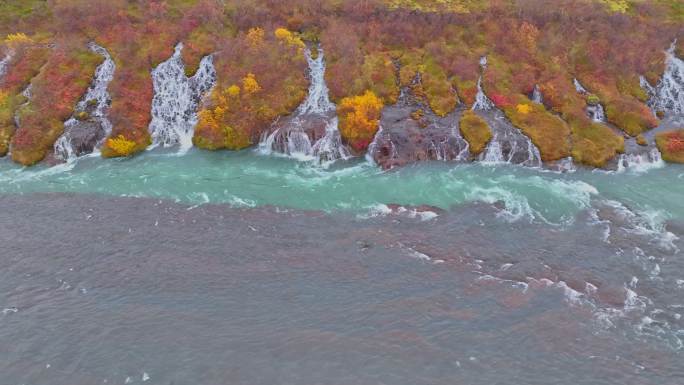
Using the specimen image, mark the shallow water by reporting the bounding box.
[0,151,683,384]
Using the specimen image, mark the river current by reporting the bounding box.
[0,149,683,384]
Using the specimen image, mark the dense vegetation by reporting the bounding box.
[0,0,682,166]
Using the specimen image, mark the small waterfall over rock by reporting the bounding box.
[54,43,115,162]
[259,47,350,165]
[13,84,32,128]
[472,56,494,111]
[471,57,542,167]
[149,43,216,153]
[472,77,494,111]
[616,148,663,173]
[641,42,684,115]
[366,124,398,165]
[531,85,543,104]
[477,110,542,167]
[574,78,606,122]
[0,51,12,80]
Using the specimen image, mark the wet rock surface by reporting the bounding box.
[370,89,469,170]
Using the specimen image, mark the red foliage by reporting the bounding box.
[490,93,512,108]
[666,133,684,153]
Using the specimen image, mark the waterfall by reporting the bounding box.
[574,78,606,122]
[366,124,397,165]
[472,77,494,111]
[478,111,542,167]
[574,78,588,94]
[616,148,664,173]
[259,47,350,165]
[470,55,540,166]
[0,51,12,80]
[531,85,543,104]
[642,42,684,115]
[149,43,216,153]
[311,117,349,164]
[587,104,606,123]
[13,84,31,128]
[296,49,335,115]
[54,43,115,162]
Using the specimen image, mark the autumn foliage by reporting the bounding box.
[0,0,681,166]
[459,111,492,156]
[337,90,384,153]
[656,130,684,163]
[193,26,308,150]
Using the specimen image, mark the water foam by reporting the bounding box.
[149,43,216,153]
[259,47,350,166]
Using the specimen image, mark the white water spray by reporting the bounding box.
[616,148,664,173]
[642,41,684,115]
[54,43,115,162]
[149,43,216,153]
[472,77,494,111]
[259,48,349,165]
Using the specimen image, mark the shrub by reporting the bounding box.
[338,90,384,153]
[459,110,491,155]
[103,134,138,157]
[656,130,684,163]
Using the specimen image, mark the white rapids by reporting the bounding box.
[149,43,216,153]
[54,43,115,162]
[259,47,350,166]
[616,148,664,173]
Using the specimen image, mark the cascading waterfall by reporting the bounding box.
[641,41,684,115]
[259,47,349,165]
[472,57,542,167]
[54,43,115,162]
[472,77,494,111]
[149,43,216,153]
[574,78,606,122]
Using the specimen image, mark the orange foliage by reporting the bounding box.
[338,90,384,153]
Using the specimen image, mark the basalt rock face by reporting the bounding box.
[370,88,469,170]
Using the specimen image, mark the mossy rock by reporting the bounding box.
[586,94,601,106]
[459,111,492,155]
[76,111,89,121]
[636,134,648,146]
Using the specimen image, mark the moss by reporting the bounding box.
[586,94,601,106]
[503,98,572,161]
[459,110,491,155]
[655,130,684,163]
